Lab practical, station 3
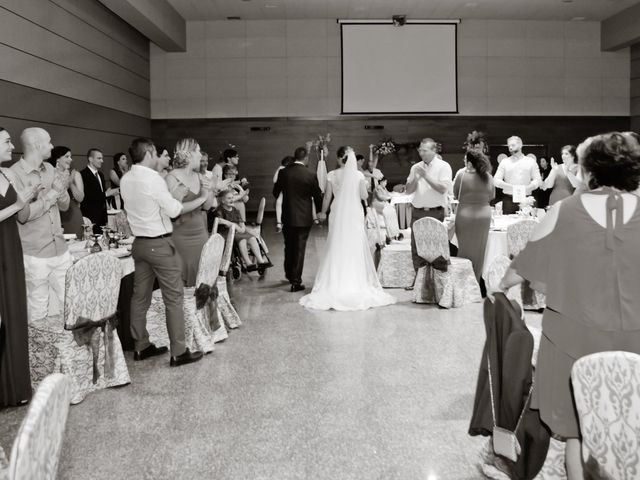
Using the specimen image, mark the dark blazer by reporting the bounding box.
[469,294,550,480]
[273,163,323,227]
[80,167,108,229]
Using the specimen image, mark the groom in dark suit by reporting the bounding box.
[273,146,323,292]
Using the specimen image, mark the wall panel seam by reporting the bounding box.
[0,79,151,122]
[0,114,149,138]
[0,41,150,101]
[0,5,149,81]
[48,0,149,63]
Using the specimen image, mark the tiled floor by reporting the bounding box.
[0,224,540,479]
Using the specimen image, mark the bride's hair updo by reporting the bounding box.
[336,146,348,164]
[173,138,199,169]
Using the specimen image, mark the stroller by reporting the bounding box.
[214,197,272,280]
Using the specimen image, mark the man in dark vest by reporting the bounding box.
[80,148,117,233]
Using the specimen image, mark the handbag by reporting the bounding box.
[487,353,533,462]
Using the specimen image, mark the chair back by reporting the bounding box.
[413,217,449,262]
[219,224,236,276]
[484,255,511,293]
[506,219,537,258]
[63,252,122,329]
[114,211,132,237]
[8,373,73,480]
[484,255,523,309]
[255,197,266,226]
[195,233,225,287]
[571,351,640,480]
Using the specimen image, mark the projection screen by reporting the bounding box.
[340,22,458,114]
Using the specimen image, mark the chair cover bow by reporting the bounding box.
[68,313,119,384]
[420,255,450,303]
[194,283,220,331]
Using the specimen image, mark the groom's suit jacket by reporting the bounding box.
[273,162,323,227]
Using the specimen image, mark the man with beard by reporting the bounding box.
[494,136,541,214]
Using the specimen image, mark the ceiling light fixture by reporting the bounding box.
[571,16,587,20]
[227,16,242,20]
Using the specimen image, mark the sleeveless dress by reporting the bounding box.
[548,165,575,205]
[169,174,208,287]
[300,160,396,311]
[60,179,84,238]
[511,190,640,437]
[453,170,495,281]
[0,177,32,407]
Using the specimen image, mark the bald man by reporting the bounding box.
[6,127,72,321]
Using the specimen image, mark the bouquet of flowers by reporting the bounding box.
[310,133,331,158]
[373,138,396,156]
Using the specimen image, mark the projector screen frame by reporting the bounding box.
[339,20,460,116]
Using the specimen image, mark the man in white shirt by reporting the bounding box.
[494,136,541,214]
[405,138,452,271]
[120,138,203,367]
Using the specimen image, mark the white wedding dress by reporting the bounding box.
[300,151,396,311]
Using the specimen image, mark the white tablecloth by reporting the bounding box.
[481,215,536,278]
[67,241,134,277]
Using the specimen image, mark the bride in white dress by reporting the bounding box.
[300,147,396,311]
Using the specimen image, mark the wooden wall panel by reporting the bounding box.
[0,0,149,117]
[0,0,149,79]
[152,115,629,212]
[0,83,150,177]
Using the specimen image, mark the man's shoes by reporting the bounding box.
[290,284,305,292]
[134,344,168,361]
[169,348,203,367]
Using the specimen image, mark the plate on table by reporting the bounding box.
[63,233,77,241]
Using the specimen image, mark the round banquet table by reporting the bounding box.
[389,192,414,229]
[481,215,539,279]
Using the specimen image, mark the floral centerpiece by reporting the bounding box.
[372,138,396,157]
[518,196,537,217]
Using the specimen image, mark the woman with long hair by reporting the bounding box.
[46,146,84,238]
[165,138,213,286]
[541,145,579,205]
[453,149,495,286]
[0,127,38,407]
[109,152,129,209]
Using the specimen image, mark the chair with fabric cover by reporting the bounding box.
[365,207,385,257]
[244,197,269,255]
[28,253,130,404]
[147,234,226,353]
[507,219,546,310]
[571,351,640,480]
[412,217,481,308]
[7,373,72,480]
[215,223,241,330]
[113,211,132,237]
[0,445,7,480]
[484,255,542,367]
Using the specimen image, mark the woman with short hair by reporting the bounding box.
[499,131,640,479]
